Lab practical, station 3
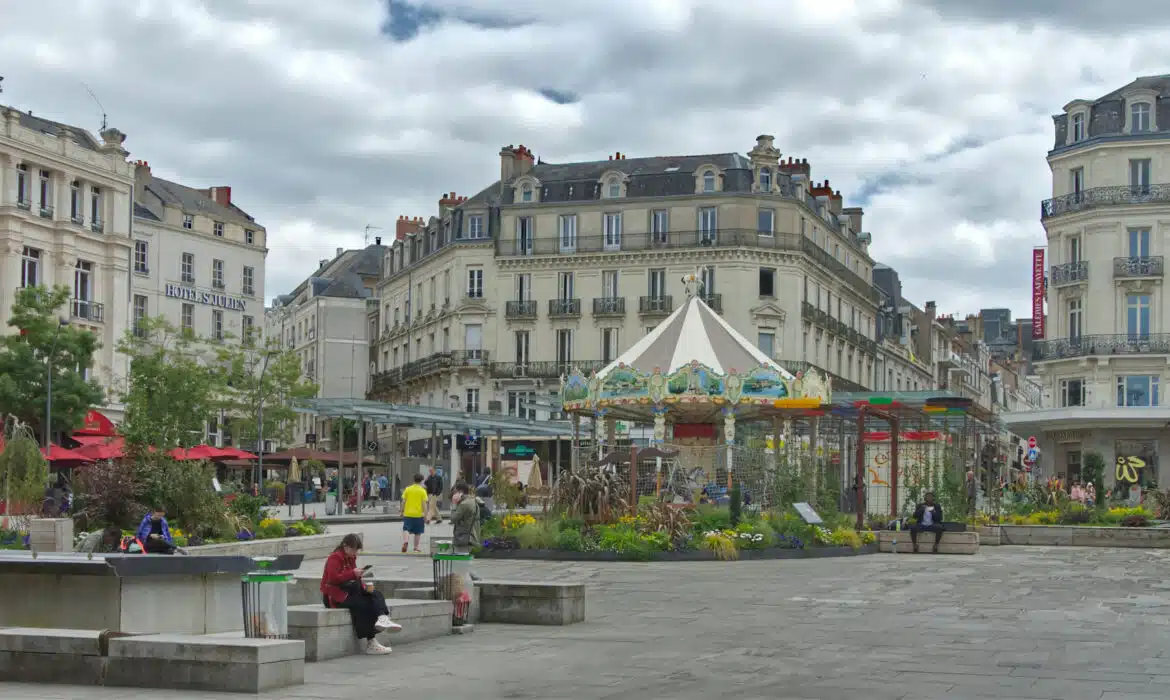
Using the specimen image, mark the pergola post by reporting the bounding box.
[571,414,580,474]
[356,417,365,509]
[336,418,345,514]
[854,407,867,530]
[890,416,901,519]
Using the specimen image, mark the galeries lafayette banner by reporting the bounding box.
[1031,248,1045,339]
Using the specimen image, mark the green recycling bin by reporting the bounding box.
[241,557,294,639]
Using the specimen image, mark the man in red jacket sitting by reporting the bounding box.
[320,533,401,654]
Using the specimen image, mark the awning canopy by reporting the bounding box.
[293,398,573,437]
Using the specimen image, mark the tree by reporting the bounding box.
[1,420,50,529]
[117,316,224,449]
[216,336,318,448]
[0,286,104,442]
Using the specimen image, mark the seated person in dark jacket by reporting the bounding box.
[910,492,945,553]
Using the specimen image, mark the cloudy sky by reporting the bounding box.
[2,0,1167,319]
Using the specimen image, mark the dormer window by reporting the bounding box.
[521,184,533,202]
[703,170,716,193]
[759,167,772,192]
[1071,113,1085,142]
[1131,102,1151,132]
[607,178,620,198]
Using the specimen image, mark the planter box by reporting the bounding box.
[187,532,342,559]
[477,544,877,562]
[993,525,1170,548]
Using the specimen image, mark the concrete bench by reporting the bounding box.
[0,627,107,684]
[877,530,980,555]
[477,581,586,625]
[287,598,453,661]
[104,633,304,693]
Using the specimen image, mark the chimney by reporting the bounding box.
[514,144,535,176]
[439,192,463,211]
[755,134,775,150]
[336,247,343,258]
[133,159,152,205]
[842,207,863,234]
[925,301,937,322]
[500,145,516,181]
[375,236,382,246]
[395,215,424,241]
[208,186,232,208]
[828,189,844,216]
[809,179,833,199]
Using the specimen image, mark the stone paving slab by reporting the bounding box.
[6,546,1170,698]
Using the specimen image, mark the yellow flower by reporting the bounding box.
[501,513,536,530]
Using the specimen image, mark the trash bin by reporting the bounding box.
[431,537,473,626]
[241,557,294,639]
[325,490,337,516]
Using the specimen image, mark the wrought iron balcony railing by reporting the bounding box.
[699,293,722,313]
[548,298,581,317]
[90,219,104,233]
[1114,256,1164,278]
[1033,333,1170,361]
[489,360,607,379]
[398,350,491,382]
[1041,184,1170,220]
[639,295,673,314]
[71,299,104,323]
[1051,261,1089,286]
[592,297,626,316]
[506,300,537,319]
[39,205,53,219]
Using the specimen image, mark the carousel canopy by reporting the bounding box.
[598,294,794,380]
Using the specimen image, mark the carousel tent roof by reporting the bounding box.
[598,295,795,379]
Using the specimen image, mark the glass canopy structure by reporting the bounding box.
[293,398,573,437]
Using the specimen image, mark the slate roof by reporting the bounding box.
[1097,74,1170,101]
[275,244,387,305]
[10,108,101,151]
[137,176,258,227]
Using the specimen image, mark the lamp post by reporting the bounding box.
[44,318,69,451]
[254,350,274,495]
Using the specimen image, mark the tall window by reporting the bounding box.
[702,170,715,193]
[243,266,255,296]
[1071,112,1085,141]
[758,208,774,235]
[90,186,102,226]
[183,214,193,229]
[133,295,148,333]
[1067,298,1082,340]
[242,315,255,342]
[464,323,483,359]
[700,265,716,296]
[602,270,619,298]
[607,178,620,198]
[467,268,484,298]
[1127,294,1151,338]
[467,215,484,239]
[515,217,533,255]
[557,271,574,300]
[558,214,577,253]
[1117,375,1159,407]
[212,259,225,289]
[699,207,717,243]
[1070,167,1084,197]
[1130,159,1151,193]
[514,330,530,365]
[556,329,573,367]
[1068,236,1081,264]
[181,252,195,284]
[213,221,224,237]
[39,170,52,213]
[245,229,255,245]
[134,240,149,274]
[21,246,39,288]
[212,310,224,340]
[516,273,531,301]
[70,180,81,221]
[603,213,622,251]
[648,268,666,298]
[15,164,28,204]
[181,303,195,332]
[759,268,775,297]
[650,209,668,243]
[1131,102,1151,132]
[757,331,776,358]
[465,388,480,413]
[759,167,772,192]
[520,184,532,202]
[443,270,451,303]
[74,261,92,302]
[1129,228,1150,258]
[508,391,536,420]
[602,328,619,363]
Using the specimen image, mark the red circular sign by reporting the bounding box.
[1027,436,1037,448]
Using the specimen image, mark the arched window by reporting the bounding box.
[759,167,772,192]
[1132,102,1152,132]
[608,178,620,198]
[521,183,533,202]
[702,170,716,193]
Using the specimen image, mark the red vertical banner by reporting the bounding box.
[1032,248,1045,339]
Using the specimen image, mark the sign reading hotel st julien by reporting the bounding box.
[1031,248,1045,339]
[165,284,247,312]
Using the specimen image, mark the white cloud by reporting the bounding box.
[0,0,1165,320]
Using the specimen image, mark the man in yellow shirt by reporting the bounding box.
[401,473,429,553]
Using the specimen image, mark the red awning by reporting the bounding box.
[42,444,94,464]
[169,445,239,461]
[73,410,117,437]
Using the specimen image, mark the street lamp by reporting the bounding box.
[254,349,275,494]
[44,318,69,451]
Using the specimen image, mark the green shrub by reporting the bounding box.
[554,528,585,551]
[1058,503,1092,525]
[255,518,287,540]
[515,522,558,550]
[228,493,269,531]
[596,524,656,560]
[692,505,731,533]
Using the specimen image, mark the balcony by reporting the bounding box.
[368,368,403,397]
[548,298,581,317]
[800,301,830,327]
[1051,261,1089,286]
[639,295,673,315]
[16,198,31,211]
[495,229,879,304]
[505,300,537,319]
[593,297,625,316]
[1114,256,1164,279]
[71,299,104,323]
[699,293,722,313]
[39,205,53,219]
[90,219,104,233]
[1033,333,1170,361]
[1041,184,1170,220]
[70,215,84,226]
[399,350,490,382]
[490,360,606,379]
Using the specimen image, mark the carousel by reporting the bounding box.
[560,272,832,501]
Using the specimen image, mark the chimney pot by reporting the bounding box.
[375,236,382,245]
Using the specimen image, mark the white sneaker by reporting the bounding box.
[365,639,392,655]
[375,615,403,633]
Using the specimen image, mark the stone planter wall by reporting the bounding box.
[977,525,1170,548]
[186,532,343,559]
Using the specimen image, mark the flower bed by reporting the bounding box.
[475,504,877,563]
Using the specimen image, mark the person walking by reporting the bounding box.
[320,534,401,654]
[424,466,444,524]
[451,482,483,581]
[401,474,428,553]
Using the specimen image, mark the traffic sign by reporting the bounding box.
[1027,436,1037,449]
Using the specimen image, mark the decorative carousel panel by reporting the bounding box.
[739,366,791,401]
[561,371,591,408]
[599,365,650,404]
[663,362,724,401]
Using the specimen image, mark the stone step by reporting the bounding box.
[288,598,452,662]
[877,530,979,555]
[105,633,304,693]
[395,586,435,600]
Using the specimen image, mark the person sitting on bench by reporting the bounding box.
[136,507,178,554]
[910,492,945,553]
[320,533,401,655]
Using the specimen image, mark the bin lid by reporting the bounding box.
[433,553,474,561]
[241,572,294,583]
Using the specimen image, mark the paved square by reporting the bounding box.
[5,545,1170,699]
